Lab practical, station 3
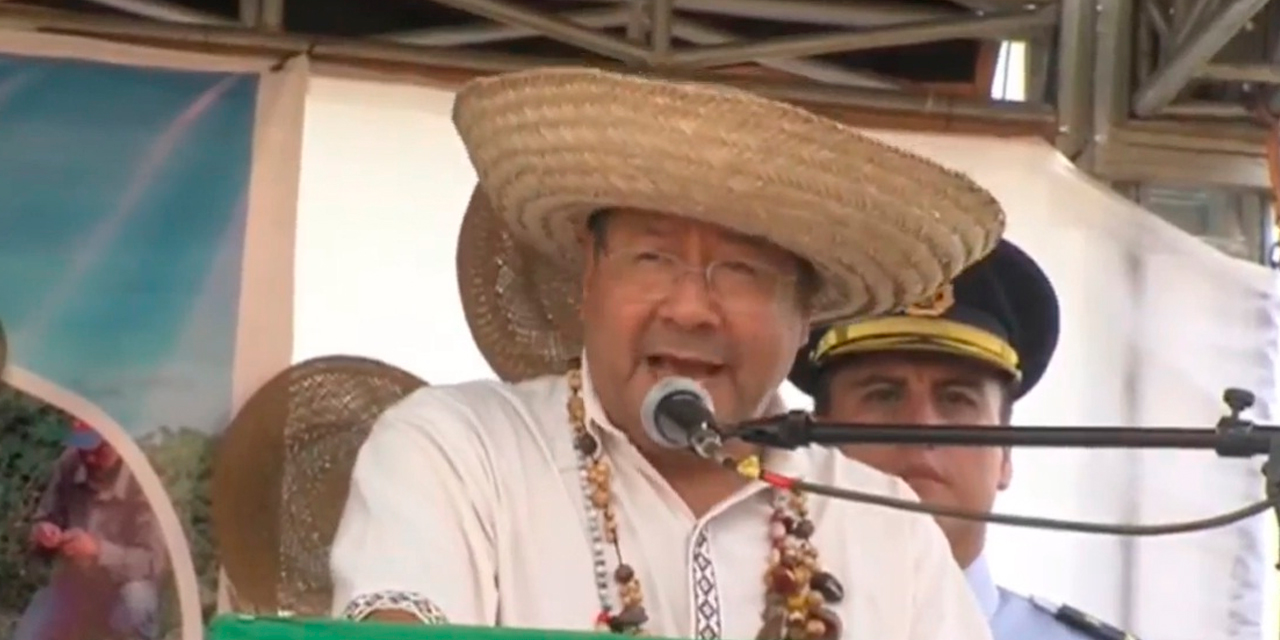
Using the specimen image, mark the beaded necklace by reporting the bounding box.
[565,368,844,640]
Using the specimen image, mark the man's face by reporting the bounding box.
[818,351,1011,566]
[78,442,121,473]
[579,209,810,456]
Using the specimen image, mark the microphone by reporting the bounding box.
[640,377,723,459]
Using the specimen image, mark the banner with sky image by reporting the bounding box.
[0,33,304,640]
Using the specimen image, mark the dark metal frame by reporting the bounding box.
[1,0,1278,191]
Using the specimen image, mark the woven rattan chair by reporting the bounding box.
[211,355,426,616]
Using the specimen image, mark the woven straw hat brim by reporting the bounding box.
[211,355,426,615]
[453,67,1005,382]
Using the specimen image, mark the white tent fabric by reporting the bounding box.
[293,76,1280,640]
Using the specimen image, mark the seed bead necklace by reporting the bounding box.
[565,368,844,640]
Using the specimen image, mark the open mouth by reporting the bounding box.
[644,354,726,379]
[901,472,947,488]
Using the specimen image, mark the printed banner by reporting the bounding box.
[0,34,303,640]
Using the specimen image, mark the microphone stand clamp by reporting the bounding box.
[1216,388,1280,571]
[1227,389,1280,571]
[734,410,814,450]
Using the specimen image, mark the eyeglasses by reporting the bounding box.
[603,249,793,306]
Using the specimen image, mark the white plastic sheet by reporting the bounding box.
[295,77,1280,640]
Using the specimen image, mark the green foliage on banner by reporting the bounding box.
[137,425,219,620]
[0,385,69,610]
[0,385,72,633]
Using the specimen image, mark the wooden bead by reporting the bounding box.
[804,618,826,638]
[805,590,824,610]
[792,519,815,539]
[816,608,842,640]
[768,548,782,566]
[810,571,845,603]
[756,613,785,640]
[768,567,798,592]
[609,604,648,632]
[615,564,635,582]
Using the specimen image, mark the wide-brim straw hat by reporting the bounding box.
[211,355,426,616]
[453,67,1005,382]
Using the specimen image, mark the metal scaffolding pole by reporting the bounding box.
[82,0,231,24]
[1055,0,1095,159]
[1198,61,1280,84]
[0,3,1052,130]
[1131,0,1271,116]
[0,3,565,70]
[703,73,1055,125]
[671,18,899,89]
[387,7,632,48]
[1171,0,1217,44]
[239,0,258,27]
[1083,0,1135,176]
[649,0,673,56]
[667,6,1057,68]
[1097,128,1270,188]
[423,0,653,64]
[558,0,959,29]
[259,0,284,31]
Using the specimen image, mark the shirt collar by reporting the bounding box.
[963,551,1000,621]
[73,460,132,500]
[578,355,627,445]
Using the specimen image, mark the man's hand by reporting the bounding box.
[30,521,63,550]
[59,528,100,562]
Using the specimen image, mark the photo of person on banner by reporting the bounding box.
[0,28,304,640]
[13,419,166,640]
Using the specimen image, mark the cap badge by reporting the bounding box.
[904,284,955,317]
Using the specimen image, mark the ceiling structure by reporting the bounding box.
[0,0,1276,263]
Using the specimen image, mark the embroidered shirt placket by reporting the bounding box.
[688,523,723,640]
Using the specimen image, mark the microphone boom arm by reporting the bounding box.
[728,388,1280,569]
[732,389,1278,458]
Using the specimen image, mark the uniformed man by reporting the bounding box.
[789,239,1135,640]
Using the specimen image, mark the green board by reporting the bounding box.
[209,615,687,640]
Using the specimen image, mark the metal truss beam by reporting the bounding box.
[84,0,231,24]
[424,0,652,64]
[1055,0,1095,159]
[50,0,1052,117]
[389,6,908,88]
[670,18,899,89]
[1095,120,1270,189]
[557,0,962,29]
[1131,0,1271,117]
[418,0,1054,68]
[650,0,673,55]
[388,7,632,47]
[1076,0,1133,176]
[666,6,1056,68]
[0,3,1053,130]
[1097,140,1270,190]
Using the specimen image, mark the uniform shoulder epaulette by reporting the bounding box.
[1029,596,1138,640]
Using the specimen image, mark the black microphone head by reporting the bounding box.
[640,377,714,449]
